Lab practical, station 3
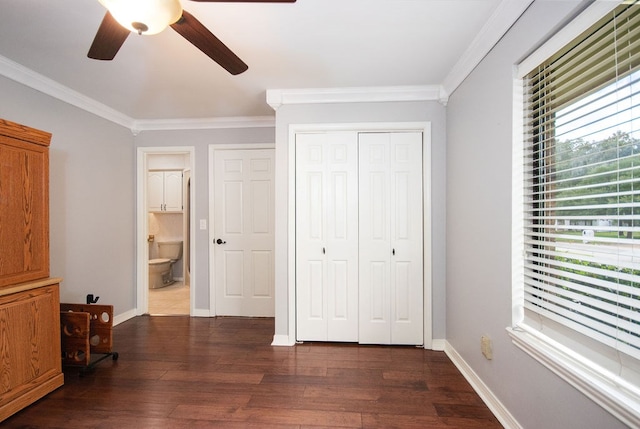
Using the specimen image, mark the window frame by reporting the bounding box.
[510,1,640,427]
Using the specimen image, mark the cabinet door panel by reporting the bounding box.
[0,138,49,287]
[147,172,164,211]
[164,171,183,212]
[0,283,63,419]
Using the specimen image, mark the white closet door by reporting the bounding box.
[296,132,358,342]
[359,132,423,345]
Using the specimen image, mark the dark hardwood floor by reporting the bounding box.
[4,316,502,428]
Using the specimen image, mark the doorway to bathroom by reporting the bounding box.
[136,147,195,316]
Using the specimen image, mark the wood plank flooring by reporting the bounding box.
[3,316,503,428]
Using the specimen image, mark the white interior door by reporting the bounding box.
[214,149,275,316]
[296,132,359,341]
[359,132,423,345]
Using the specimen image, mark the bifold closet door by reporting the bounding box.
[295,132,359,342]
[359,132,424,345]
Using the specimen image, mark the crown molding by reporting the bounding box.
[0,54,134,129]
[266,85,448,110]
[0,54,274,134]
[1,0,532,130]
[441,0,534,97]
[132,116,275,134]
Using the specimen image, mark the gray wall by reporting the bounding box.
[135,128,274,311]
[446,1,627,428]
[0,75,136,315]
[272,101,447,341]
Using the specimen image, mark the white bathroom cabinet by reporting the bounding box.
[148,170,183,212]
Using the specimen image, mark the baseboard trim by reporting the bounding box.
[191,309,211,317]
[444,341,522,429]
[113,309,137,326]
[431,338,446,351]
[271,334,295,346]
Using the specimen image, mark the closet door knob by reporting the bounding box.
[216,238,226,245]
[322,247,326,254]
[392,248,395,255]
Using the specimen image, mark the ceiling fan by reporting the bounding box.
[88,0,296,75]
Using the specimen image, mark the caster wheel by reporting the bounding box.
[112,352,119,361]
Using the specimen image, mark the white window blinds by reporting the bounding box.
[523,2,640,359]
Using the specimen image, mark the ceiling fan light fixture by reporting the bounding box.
[98,0,183,35]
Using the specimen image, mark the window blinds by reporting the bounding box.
[523,2,640,359]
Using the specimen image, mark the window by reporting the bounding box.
[511,1,640,426]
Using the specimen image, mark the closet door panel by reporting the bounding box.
[360,132,423,345]
[296,134,328,340]
[326,133,358,341]
[359,134,392,344]
[389,132,424,345]
[296,132,358,342]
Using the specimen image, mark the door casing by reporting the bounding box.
[136,146,195,316]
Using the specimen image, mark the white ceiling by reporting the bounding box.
[0,0,531,124]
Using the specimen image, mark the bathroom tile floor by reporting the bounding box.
[148,281,190,315]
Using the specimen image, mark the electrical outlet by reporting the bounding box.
[481,335,493,360]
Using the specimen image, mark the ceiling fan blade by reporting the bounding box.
[87,11,130,60]
[171,10,248,75]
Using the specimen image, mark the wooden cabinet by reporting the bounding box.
[148,170,182,212]
[0,120,50,288]
[0,279,63,420]
[0,119,63,421]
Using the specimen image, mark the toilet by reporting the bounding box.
[149,241,183,289]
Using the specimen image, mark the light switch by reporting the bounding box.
[199,219,207,230]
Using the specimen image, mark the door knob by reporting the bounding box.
[216,238,226,245]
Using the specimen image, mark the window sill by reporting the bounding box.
[506,325,640,428]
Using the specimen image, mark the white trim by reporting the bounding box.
[286,122,433,347]
[267,86,448,110]
[444,341,523,429]
[0,54,273,133]
[422,123,434,350]
[133,116,275,133]
[511,70,525,326]
[508,326,640,428]
[431,339,446,351]
[191,308,210,318]
[0,54,134,129]
[113,309,137,327]
[136,146,196,316]
[208,145,217,317]
[516,1,620,77]
[442,0,534,96]
[208,143,276,318]
[271,334,296,347]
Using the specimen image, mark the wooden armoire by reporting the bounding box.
[0,119,63,420]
